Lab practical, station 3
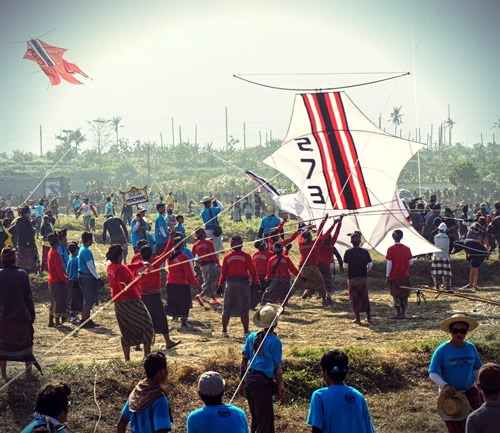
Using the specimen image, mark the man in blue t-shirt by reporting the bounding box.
[186,371,248,433]
[117,352,172,433]
[257,204,281,239]
[428,314,483,432]
[200,197,224,255]
[77,232,103,328]
[307,350,375,433]
[154,202,169,256]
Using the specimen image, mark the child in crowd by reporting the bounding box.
[307,350,375,433]
[66,242,82,325]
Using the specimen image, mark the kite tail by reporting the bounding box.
[40,65,62,86]
[56,63,83,84]
[63,59,90,79]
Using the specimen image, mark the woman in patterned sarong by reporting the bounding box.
[0,246,36,379]
[106,244,154,361]
[10,205,38,273]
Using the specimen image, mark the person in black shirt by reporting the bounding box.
[343,232,373,324]
[102,214,129,263]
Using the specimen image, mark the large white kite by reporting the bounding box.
[252,91,439,256]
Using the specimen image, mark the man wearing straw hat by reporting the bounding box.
[240,304,285,433]
[429,313,483,433]
[257,204,281,240]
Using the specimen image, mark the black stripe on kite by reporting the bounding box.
[30,39,56,67]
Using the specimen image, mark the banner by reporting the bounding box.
[120,186,149,206]
[44,178,62,196]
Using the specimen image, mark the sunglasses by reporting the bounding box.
[450,328,468,335]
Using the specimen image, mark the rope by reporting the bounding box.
[400,285,500,307]
[228,214,341,404]
[92,365,102,433]
[233,72,410,92]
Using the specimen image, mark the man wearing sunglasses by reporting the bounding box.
[428,314,483,433]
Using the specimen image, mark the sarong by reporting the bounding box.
[142,292,169,334]
[0,321,34,362]
[164,283,191,318]
[223,277,250,317]
[49,281,69,318]
[431,258,452,277]
[348,277,370,314]
[16,246,38,273]
[261,276,290,305]
[389,277,411,308]
[294,265,326,296]
[318,263,333,291]
[114,298,154,348]
[200,262,219,293]
[41,245,50,272]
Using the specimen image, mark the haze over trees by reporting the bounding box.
[0,115,498,196]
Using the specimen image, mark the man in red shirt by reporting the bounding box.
[386,230,413,319]
[218,236,260,338]
[252,239,273,308]
[288,215,338,304]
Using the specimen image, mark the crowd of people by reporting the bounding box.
[0,189,499,433]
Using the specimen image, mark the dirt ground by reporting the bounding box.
[27,276,499,369]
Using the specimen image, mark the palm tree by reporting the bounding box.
[55,128,86,156]
[445,116,455,145]
[71,128,86,155]
[87,118,112,154]
[389,106,403,135]
[110,116,123,146]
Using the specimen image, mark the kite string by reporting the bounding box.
[0,175,281,391]
[233,72,410,92]
[229,214,342,404]
[18,134,86,207]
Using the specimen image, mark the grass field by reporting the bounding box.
[0,214,499,432]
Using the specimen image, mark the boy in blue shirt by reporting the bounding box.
[66,242,82,324]
[186,371,248,433]
[175,214,186,240]
[117,352,172,433]
[307,350,375,433]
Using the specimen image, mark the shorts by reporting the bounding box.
[78,275,99,307]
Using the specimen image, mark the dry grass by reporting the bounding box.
[1,215,499,432]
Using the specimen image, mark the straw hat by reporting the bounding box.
[440,314,478,332]
[200,196,213,203]
[253,304,283,328]
[265,204,275,216]
[437,392,470,421]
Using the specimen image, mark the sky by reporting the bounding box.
[0,0,498,155]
